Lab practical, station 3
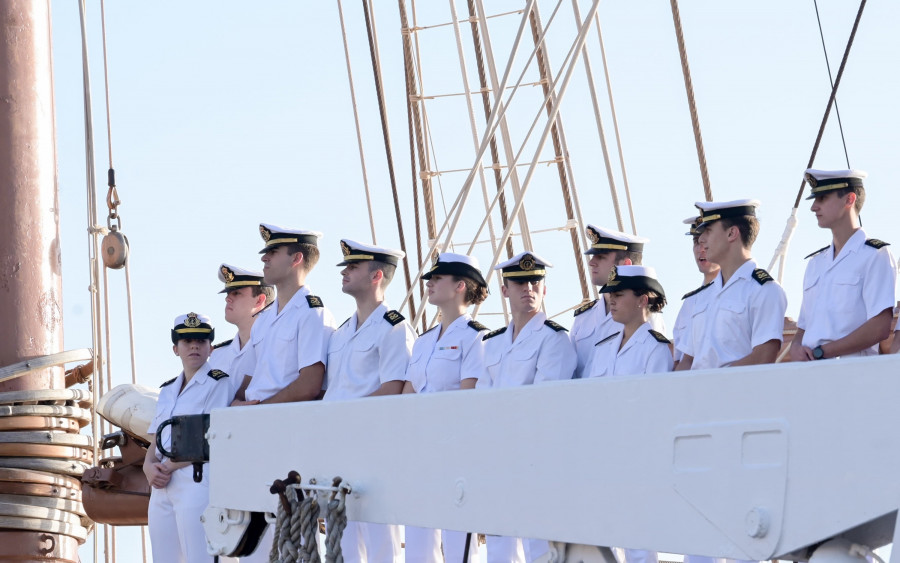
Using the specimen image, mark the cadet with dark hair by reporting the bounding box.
[323,239,416,562]
[235,224,336,406]
[209,264,273,403]
[676,200,787,371]
[145,313,231,563]
[570,225,664,378]
[790,169,896,360]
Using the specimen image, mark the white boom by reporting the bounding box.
[206,354,900,561]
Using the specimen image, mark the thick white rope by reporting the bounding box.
[766,208,800,284]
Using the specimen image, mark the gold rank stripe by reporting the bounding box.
[810,182,849,193]
[344,253,375,261]
[701,213,721,222]
[265,237,299,246]
[502,269,547,278]
[224,281,262,288]
[591,243,628,250]
[175,328,212,334]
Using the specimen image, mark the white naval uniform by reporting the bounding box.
[672,283,713,363]
[147,361,232,563]
[209,333,256,402]
[571,298,666,379]
[588,322,673,378]
[403,314,485,563]
[245,286,336,402]
[478,312,575,563]
[323,302,415,563]
[682,260,787,370]
[798,229,897,356]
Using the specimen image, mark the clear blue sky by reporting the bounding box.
[47,1,898,558]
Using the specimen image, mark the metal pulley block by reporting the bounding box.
[101,226,128,270]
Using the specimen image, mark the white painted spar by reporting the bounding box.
[207,354,900,561]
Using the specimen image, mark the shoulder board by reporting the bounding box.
[306,295,324,308]
[160,377,176,388]
[751,268,774,285]
[804,245,830,260]
[573,299,598,317]
[468,320,489,332]
[383,310,405,326]
[544,319,568,332]
[482,327,507,341]
[648,329,671,344]
[207,369,229,381]
[681,282,713,300]
[595,331,620,346]
[339,317,350,328]
[212,339,233,350]
[866,238,890,249]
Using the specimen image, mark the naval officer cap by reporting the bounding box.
[494,251,552,281]
[171,312,215,344]
[217,263,268,294]
[584,225,648,255]
[694,199,760,231]
[258,223,323,254]
[683,215,703,236]
[422,252,487,287]
[337,239,405,267]
[804,169,867,199]
[600,265,666,298]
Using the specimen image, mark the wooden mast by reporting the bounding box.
[0,1,79,561]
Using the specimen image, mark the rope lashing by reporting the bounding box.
[298,483,322,563]
[324,477,348,563]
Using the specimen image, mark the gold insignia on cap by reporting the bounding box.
[340,241,352,256]
[221,266,235,283]
[587,227,600,244]
[607,265,618,285]
[184,312,201,328]
[519,254,536,271]
[259,225,271,241]
[428,254,440,272]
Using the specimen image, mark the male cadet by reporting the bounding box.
[234,224,336,405]
[571,225,662,378]
[676,200,787,371]
[322,239,416,563]
[789,170,896,360]
[209,264,273,402]
[478,251,575,563]
[672,216,721,369]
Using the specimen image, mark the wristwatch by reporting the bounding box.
[812,345,825,360]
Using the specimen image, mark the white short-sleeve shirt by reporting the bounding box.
[798,229,897,356]
[478,312,576,388]
[571,298,666,378]
[323,303,416,401]
[147,360,232,462]
[405,314,487,393]
[245,286,336,402]
[209,333,256,402]
[588,322,674,378]
[683,260,787,370]
[672,282,713,362]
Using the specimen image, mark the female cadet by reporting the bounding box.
[145,313,233,563]
[402,252,489,563]
[589,265,673,380]
[588,266,671,563]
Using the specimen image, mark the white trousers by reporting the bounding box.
[624,548,659,563]
[148,466,213,563]
[338,520,402,563]
[404,526,481,562]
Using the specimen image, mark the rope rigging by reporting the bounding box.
[812,0,852,169]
